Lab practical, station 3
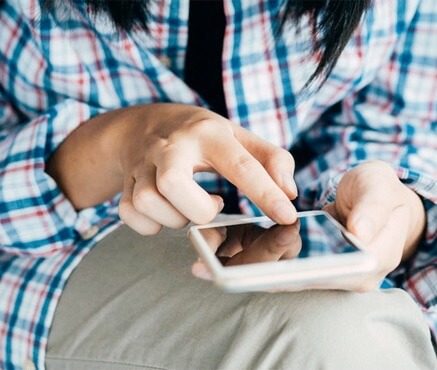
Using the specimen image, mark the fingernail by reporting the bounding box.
[354,216,375,244]
[282,174,298,197]
[273,201,296,224]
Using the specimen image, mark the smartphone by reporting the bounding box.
[188,210,377,292]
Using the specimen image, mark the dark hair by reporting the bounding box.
[284,1,371,86]
[41,0,151,30]
[39,0,370,86]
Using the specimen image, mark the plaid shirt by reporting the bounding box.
[1,0,436,368]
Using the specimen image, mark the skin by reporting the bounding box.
[46,104,426,292]
[46,104,298,230]
[192,160,426,292]
[322,161,426,291]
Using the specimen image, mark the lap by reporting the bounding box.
[46,225,437,370]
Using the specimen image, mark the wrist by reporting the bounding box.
[46,108,130,209]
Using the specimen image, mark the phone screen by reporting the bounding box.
[198,213,361,267]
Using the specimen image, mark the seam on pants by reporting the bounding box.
[45,356,168,370]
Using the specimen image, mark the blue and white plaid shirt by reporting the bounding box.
[0,0,436,368]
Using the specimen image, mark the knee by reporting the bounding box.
[245,289,435,369]
[286,289,430,347]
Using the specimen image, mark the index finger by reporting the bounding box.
[205,135,297,225]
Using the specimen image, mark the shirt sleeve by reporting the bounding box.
[294,0,437,300]
[0,98,111,255]
[0,3,114,256]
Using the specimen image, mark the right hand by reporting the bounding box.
[116,104,298,235]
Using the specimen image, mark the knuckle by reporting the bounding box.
[231,154,257,175]
[357,160,397,181]
[156,168,182,195]
[266,243,284,255]
[147,136,168,151]
[132,188,159,213]
[273,148,295,167]
[160,141,178,157]
[187,118,218,137]
[264,149,295,178]
[259,189,279,204]
[118,198,133,222]
[154,134,185,162]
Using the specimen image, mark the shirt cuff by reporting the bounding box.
[0,99,117,255]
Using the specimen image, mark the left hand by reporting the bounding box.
[323,160,426,292]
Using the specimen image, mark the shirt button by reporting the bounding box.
[23,359,36,370]
[81,225,99,240]
[158,55,171,68]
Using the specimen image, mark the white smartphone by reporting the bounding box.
[188,210,377,292]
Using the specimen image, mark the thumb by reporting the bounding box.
[322,202,340,221]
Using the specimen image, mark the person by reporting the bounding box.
[0,0,436,368]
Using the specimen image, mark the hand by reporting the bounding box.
[47,103,298,234]
[323,160,426,292]
[115,104,298,234]
[192,161,425,292]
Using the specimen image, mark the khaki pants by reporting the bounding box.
[46,225,437,370]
